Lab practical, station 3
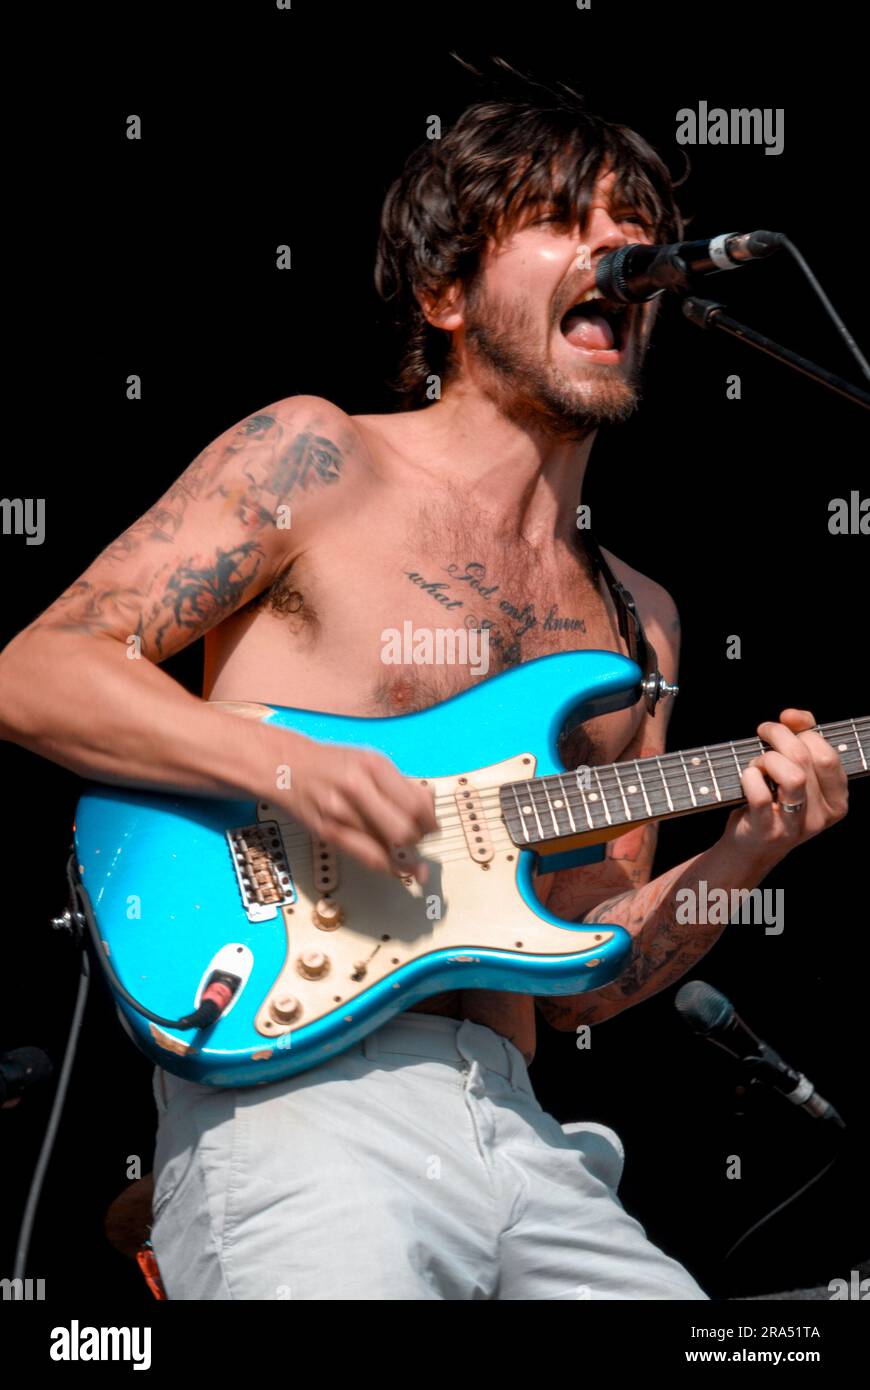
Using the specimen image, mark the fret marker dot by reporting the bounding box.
[627,784,638,794]
[589,792,599,801]
[700,785,710,795]
[838,743,847,752]
[522,806,533,815]
[553,799,564,809]
[691,757,702,766]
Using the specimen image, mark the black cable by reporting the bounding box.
[724,1145,845,1263]
[13,938,90,1281]
[779,234,870,382]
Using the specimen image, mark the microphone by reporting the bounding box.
[675,981,845,1129]
[0,1047,53,1107]
[596,230,784,303]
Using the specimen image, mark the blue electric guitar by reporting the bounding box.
[70,650,868,1087]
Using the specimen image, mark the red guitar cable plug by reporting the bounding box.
[176,970,241,1030]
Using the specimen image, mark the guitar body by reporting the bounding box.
[74,650,642,1086]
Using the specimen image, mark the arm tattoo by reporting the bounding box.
[153,541,264,654]
[538,881,724,1030]
[38,408,345,651]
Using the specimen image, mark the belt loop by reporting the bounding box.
[362,1030,380,1062]
[506,1042,532,1095]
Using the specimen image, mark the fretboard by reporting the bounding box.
[499,717,869,849]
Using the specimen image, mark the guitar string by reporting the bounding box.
[271,747,868,865]
[273,741,868,847]
[265,724,868,861]
[421,722,869,821]
[262,720,869,840]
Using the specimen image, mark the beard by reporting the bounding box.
[462,280,651,438]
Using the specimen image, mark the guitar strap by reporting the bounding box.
[536,528,675,876]
[579,528,669,718]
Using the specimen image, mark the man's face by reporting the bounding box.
[456,170,661,434]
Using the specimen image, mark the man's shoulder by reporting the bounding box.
[258,393,366,450]
[249,394,386,495]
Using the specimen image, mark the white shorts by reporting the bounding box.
[150,1010,708,1300]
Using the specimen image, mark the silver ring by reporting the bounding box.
[780,800,805,815]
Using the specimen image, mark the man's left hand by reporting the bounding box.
[723,707,849,868]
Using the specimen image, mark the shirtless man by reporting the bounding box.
[0,89,848,1300]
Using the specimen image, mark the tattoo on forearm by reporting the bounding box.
[583,884,723,1001]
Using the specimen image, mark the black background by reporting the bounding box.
[3,0,867,1310]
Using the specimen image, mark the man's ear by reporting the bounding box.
[417,282,465,333]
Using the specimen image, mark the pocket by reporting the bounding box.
[559,1121,626,1192]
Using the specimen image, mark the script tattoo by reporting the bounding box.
[405,559,587,667]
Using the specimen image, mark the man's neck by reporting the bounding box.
[398,383,598,548]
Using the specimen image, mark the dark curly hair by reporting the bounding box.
[375,73,686,405]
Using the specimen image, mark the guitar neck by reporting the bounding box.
[499,716,870,850]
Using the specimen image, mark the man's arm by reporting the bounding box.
[0,397,436,875]
[0,397,339,789]
[537,574,850,1030]
[538,711,849,1031]
[536,575,681,1028]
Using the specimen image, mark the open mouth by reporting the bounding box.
[560,290,630,353]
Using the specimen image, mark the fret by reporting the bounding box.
[591,767,613,825]
[541,777,579,839]
[616,763,654,819]
[574,770,595,830]
[540,778,562,836]
[499,715,868,852]
[702,746,723,801]
[851,719,868,772]
[526,782,549,841]
[730,743,743,783]
[555,774,579,833]
[509,782,531,844]
[677,747,725,807]
[611,763,633,821]
[677,751,698,807]
[633,759,654,818]
[655,754,674,811]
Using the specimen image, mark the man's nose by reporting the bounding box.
[584,209,638,265]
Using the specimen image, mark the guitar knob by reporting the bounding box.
[297,950,330,980]
[270,994,301,1024]
[312,897,344,930]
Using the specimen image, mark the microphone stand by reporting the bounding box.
[681,296,870,410]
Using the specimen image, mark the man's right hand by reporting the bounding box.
[254,728,438,882]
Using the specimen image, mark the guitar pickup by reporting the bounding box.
[454,786,494,864]
[226,822,296,922]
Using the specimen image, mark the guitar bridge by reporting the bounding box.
[227,822,296,922]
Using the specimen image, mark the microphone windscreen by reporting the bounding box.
[675,980,733,1035]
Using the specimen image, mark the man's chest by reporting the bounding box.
[256,506,634,740]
